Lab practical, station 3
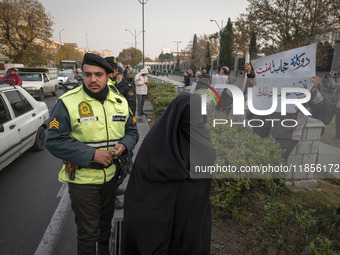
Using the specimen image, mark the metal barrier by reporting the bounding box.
[110,219,123,255]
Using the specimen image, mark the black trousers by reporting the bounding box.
[137,95,147,114]
[68,176,118,255]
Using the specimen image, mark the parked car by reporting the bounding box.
[57,70,74,85]
[18,68,59,101]
[0,81,49,171]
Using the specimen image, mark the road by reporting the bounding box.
[0,89,65,255]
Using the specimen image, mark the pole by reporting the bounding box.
[138,0,148,68]
[142,2,145,68]
[210,19,223,70]
[59,29,65,47]
[125,29,142,68]
[174,41,182,71]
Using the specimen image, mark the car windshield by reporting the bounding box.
[58,71,72,78]
[20,73,42,81]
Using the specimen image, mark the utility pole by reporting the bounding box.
[59,29,65,47]
[174,41,182,71]
[138,0,149,68]
[125,29,142,67]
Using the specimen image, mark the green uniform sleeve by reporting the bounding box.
[45,100,96,168]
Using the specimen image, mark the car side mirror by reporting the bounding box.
[0,124,4,132]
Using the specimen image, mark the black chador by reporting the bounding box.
[122,92,216,255]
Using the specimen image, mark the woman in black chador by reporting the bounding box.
[122,92,216,255]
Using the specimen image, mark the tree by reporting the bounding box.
[158,52,174,62]
[205,41,212,72]
[55,46,84,68]
[117,47,143,67]
[316,42,333,72]
[234,16,251,56]
[21,44,52,67]
[246,0,338,53]
[144,57,153,62]
[191,34,199,71]
[0,0,53,64]
[219,18,234,70]
[249,30,258,60]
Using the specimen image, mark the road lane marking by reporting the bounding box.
[34,183,70,255]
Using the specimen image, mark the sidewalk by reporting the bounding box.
[111,101,153,220]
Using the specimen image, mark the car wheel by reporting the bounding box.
[38,88,45,101]
[32,126,46,151]
[52,86,58,96]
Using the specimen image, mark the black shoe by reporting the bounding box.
[115,198,124,209]
[116,188,125,196]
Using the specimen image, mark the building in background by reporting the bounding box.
[100,50,113,58]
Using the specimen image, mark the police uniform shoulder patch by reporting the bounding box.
[128,91,134,96]
[78,101,94,118]
[49,118,60,131]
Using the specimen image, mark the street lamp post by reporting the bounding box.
[125,29,142,67]
[210,19,223,31]
[174,41,182,71]
[59,28,65,47]
[210,19,223,70]
[138,0,149,68]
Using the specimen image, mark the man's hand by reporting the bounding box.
[244,63,252,75]
[311,75,320,94]
[110,144,126,157]
[93,150,113,167]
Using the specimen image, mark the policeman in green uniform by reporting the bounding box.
[46,53,139,255]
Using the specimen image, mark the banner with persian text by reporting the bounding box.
[250,43,316,113]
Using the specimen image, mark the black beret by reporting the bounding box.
[83,53,114,73]
[104,56,118,70]
[117,66,124,74]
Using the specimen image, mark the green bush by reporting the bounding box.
[152,96,177,119]
[263,199,340,254]
[147,82,177,119]
[207,121,285,218]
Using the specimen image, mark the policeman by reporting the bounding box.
[111,66,136,116]
[45,53,139,255]
[105,60,137,209]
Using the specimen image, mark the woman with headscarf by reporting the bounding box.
[122,92,216,255]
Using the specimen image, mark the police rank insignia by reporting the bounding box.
[49,118,60,130]
[78,102,98,123]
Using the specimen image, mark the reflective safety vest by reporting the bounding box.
[58,86,129,184]
[107,79,119,93]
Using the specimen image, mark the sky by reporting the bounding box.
[39,0,250,59]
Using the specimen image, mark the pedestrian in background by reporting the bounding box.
[45,53,138,255]
[211,66,230,87]
[184,68,195,87]
[124,65,133,84]
[1,68,22,85]
[201,68,211,84]
[135,67,149,116]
